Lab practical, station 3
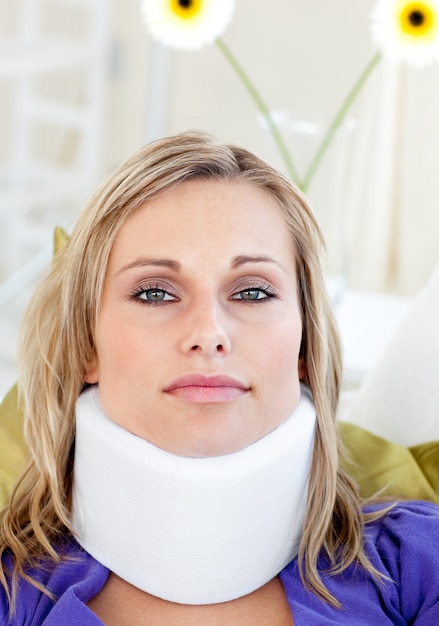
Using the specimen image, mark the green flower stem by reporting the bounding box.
[301,51,382,192]
[216,37,300,183]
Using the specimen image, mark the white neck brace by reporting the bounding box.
[72,385,316,605]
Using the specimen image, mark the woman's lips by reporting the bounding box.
[164,374,250,403]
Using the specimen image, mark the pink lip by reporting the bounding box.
[164,374,249,403]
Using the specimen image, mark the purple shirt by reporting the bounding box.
[1,501,439,624]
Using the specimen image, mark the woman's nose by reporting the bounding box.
[179,297,232,356]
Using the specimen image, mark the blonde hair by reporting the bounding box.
[1,131,380,608]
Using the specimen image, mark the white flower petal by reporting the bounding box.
[371,0,439,67]
[140,0,235,51]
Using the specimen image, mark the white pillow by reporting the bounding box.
[346,263,439,447]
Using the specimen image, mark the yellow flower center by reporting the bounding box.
[170,0,202,20]
[399,2,436,37]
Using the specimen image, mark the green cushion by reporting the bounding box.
[0,385,26,509]
[340,421,439,504]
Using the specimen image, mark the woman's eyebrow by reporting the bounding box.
[116,257,182,275]
[116,255,287,276]
[231,255,288,273]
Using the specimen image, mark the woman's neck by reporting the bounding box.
[87,572,294,626]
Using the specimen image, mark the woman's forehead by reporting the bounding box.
[106,179,296,271]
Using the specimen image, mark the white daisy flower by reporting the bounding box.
[371,0,439,67]
[140,0,235,51]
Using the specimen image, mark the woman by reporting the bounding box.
[1,131,438,624]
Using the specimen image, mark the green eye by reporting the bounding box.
[146,289,165,301]
[139,289,173,302]
[239,289,266,300]
[232,287,275,302]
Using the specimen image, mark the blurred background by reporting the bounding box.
[1,0,438,395]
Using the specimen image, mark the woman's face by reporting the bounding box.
[85,179,305,456]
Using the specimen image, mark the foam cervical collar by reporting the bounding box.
[72,385,316,604]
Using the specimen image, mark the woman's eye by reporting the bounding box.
[137,288,175,303]
[232,287,274,302]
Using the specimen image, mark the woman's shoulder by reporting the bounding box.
[365,500,439,574]
[364,499,439,545]
[281,500,439,624]
[366,500,439,622]
[1,538,109,624]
